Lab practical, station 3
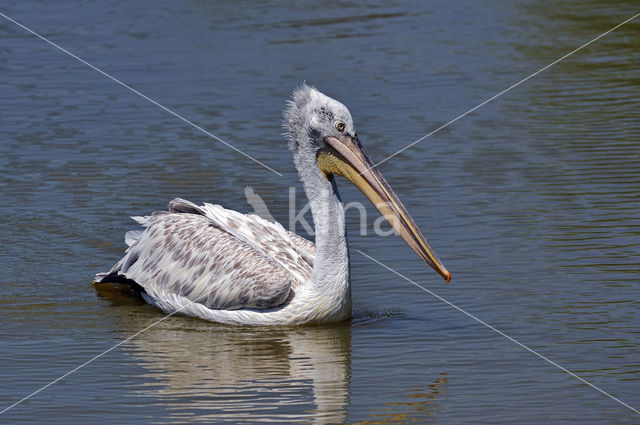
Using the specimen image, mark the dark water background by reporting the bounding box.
[1,1,639,423]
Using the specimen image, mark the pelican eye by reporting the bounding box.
[334,121,346,132]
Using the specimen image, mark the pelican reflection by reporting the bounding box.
[100,293,351,424]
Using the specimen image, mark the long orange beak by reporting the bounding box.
[317,133,451,283]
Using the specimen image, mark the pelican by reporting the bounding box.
[94,85,450,325]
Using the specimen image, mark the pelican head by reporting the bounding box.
[284,84,451,283]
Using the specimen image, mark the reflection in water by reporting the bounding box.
[350,374,448,425]
[99,286,351,424]
[96,287,448,424]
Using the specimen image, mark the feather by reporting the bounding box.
[125,230,143,247]
[96,199,314,311]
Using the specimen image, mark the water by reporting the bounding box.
[1,1,639,423]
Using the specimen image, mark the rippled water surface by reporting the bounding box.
[1,1,639,423]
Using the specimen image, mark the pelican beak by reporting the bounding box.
[317,134,451,283]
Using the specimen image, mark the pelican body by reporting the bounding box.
[95,85,450,325]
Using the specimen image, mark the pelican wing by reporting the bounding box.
[96,199,314,310]
[185,199,314,284]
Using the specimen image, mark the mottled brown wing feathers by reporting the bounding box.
[105,213,292,310]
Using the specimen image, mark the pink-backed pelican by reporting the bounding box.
[94,85,450,325]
